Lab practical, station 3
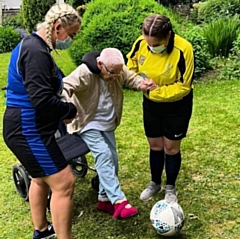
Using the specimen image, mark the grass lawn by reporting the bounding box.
[0,51,239,239]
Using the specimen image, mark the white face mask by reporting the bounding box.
[148,44,166,54]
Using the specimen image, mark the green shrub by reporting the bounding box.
[69,0,182,66]
[189,6,200,24]
[0,27,21,53]
[66,0,91,8]
[218,34,240,80]
[2,14,24,29]
[22,0,56,33]
[232,33,240,56]
[182,26,212,78]
[202,15,240,58]
[191,0,240,24]
[218,55,240,80]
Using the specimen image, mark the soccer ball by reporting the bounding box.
[150,199,184,237]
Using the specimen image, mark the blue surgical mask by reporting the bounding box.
[56,36,73,50]
[148,44,166,54]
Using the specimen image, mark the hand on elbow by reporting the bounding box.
[140,78,157,92]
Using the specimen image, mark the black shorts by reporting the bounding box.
[143,90,193,140]
[3,108,68,178]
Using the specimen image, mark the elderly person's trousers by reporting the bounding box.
[80,129,125,203]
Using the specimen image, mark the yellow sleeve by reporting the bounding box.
[149,43,194,102]
[126,36,144,73]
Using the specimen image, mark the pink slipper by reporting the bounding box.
[113,201,138,219]
[97,201,114,215]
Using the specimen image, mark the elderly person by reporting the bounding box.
[62,48,156,219]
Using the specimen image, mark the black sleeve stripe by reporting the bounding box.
[192,54,195,82]
[178,50,186,83]
[130,39,143,58]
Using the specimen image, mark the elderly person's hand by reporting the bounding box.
[140,78,157,93]
[63,118,75,124]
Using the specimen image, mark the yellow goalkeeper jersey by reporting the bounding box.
[126,34,194,102]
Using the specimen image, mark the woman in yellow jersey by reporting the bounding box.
[127,14,194,203]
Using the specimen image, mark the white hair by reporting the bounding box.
[99,48,125,66]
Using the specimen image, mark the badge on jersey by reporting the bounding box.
[139,55,146,65]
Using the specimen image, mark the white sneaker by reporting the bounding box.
[140,181,161,201]
[164,185,178,204]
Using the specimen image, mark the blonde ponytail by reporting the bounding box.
[38,3,81,49]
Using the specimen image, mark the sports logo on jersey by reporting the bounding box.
[139,55,146,65]
[161,63,173,77]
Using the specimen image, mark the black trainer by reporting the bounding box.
[32,222,56,239]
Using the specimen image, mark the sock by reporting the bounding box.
[150,149,165,185]
[165,151,182,186]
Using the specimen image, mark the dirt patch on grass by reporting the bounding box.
[195,68,222,83]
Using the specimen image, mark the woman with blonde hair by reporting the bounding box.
[3,3,81,239]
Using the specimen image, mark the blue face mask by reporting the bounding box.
[56,36,73,50]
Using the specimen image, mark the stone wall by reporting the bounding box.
[2,8,20,22]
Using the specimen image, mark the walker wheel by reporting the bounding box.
[91,174,99,194]
[12,164,31,201]
[70,156,88,178]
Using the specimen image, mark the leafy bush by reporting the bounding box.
[0,27,21,53]
[232,33,240,56]
[218,34,240,80]
[189,5,199,24]
[22,0,56,33]
[182,26,212,78]
[69,0,182,66]
[190,0,240,24]
[218,55,240,80]
[202,15,240,58]
[2,14,24,29]
[66,0,91,8]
